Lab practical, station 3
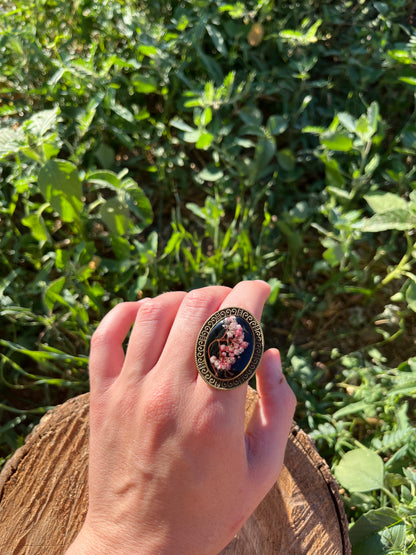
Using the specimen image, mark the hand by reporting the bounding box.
[66,281,296,554]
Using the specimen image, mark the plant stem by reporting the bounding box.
[379,233,415,288]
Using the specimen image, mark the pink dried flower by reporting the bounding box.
[208,315,249,377]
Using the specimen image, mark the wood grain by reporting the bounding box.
[0,389,351,554]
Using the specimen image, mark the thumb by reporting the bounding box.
[245,349,296,489]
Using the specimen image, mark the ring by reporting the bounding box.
[195,307,264,390]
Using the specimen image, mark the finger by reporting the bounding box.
[219,280,271,320]
[159,286,232,382]
[196,280,271,408]
[121,291,187,382]
[190,280,270,430]
[89,301,147,391]
[245,349,296,489]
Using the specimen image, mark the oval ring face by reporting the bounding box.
[195,307,264,390]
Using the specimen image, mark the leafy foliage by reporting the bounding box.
[1,0,416,551]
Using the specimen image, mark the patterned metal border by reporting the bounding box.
[195,307,264,390]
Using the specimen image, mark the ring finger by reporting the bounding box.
[121,291,187,383]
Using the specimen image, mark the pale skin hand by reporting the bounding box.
[66,281,296,554]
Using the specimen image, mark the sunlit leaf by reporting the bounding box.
[362,210,416,232]
[365,193,408,213]
[21,213,50,242]
[99,197,130,235]
[38,159,83,222]
[334,448,384,492]
[198,166,224,181]
[0,127,25,159]
[321,131,353,151]
[24,107,60,137]
[196,131,213,149]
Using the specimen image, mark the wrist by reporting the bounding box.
[65,520,186,555]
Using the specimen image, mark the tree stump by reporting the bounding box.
[0,389,351,554]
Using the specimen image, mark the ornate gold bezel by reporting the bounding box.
[195,307,264,390]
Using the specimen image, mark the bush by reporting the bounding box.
[1,0,415,550]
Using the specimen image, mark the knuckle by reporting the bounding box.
[138,298,165,321]
[138,292,183,323]
[90,302,131,349]
[90,326,110,350]
[189,400,230,442]
[182,289,212,312]
[142,381,177,428]
[181,286,229,317]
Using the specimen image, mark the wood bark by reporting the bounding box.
[0,389,351,554]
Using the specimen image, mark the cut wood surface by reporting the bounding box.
[0,389,351,554]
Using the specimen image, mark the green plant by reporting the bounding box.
[1,1,416,550]
[335,449,416,553]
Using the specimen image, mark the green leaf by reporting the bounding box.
[87,170,121,189]
[99,197,130,235]
[367,102,379,137]
[333,400,370,419]
[267,115,288,136]
[199,166,224,182]
[183,129,202,143]
[132,75,158,93]
[21,213,50,242]
[321,131,353,152]
[381,523,406,551]
[400,76,416,86]
[137,44,158,57]
[365,193,408,213]
[334,448,384,492]
[319,154,345,188]
[218,2,245,18]
[45,277,66,311]
[94,143,115,169]
[405,279,416,312]
[122,178,153,230]
[170,118,195,133]
[206,24,228,56]
[24,107,60,137]
[323,242,344,266]
[403,468,416,488]
[76,93,103,138]
[38,159,83,222]
[0,126,25,159]
[350,507,401,548]
[196,131,214,150]
[362,210,416,232]
[201,107,212,126]
[111,102,135,123]
[186,202,207,221]
[364,154,380,176]
[277,148,295,171]
[279,19,321,45]
[239,106,263,126]
[109,235,132,260]
[250,136,276,179]
[303,125,326,135]
[338,112,356,133]
[356,114,371,141]
[388,49,414,64]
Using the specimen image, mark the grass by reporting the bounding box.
[1,0,416,551]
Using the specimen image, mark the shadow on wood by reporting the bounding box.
[0,389,351,554]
